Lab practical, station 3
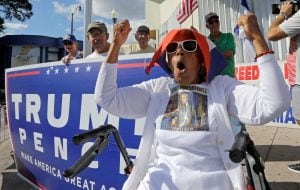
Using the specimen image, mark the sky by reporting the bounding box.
[2,0,146,43]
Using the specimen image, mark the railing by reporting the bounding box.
[0,104,9,143]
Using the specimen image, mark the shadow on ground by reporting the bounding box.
[1,172,36,190]
[269,182,300,190]
[255,145,300,162]
[1,154,36,190]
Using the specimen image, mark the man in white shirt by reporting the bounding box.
[130,25,155,54]
[85,22,110,59]
[268,0,300,174]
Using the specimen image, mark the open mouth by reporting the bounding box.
[177,61,186,71]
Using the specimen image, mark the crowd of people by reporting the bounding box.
[61,22,155,64]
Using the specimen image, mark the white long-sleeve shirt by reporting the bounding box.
[94,54,290,190]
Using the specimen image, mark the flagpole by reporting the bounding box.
[84,0,92,57]
[236,0,241,22]
[192,14,194,27]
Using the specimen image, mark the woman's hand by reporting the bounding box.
[237,14,269,54]
[237,14,261,41]
[112,19,132,47]
[105,19,132,63]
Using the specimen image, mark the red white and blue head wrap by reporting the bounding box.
[145,28,227,82]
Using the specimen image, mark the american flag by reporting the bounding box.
[176,0,198,24]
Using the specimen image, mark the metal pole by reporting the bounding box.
[71,13,74,35]
[71,5,81,36]
[83,0,92,57]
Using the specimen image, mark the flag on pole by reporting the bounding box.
[234,0,256,63]
[176,0,198,24]
[240,0,250,13]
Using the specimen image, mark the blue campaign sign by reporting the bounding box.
[5,54,166,190]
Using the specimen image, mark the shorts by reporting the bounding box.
[291,85,300,120]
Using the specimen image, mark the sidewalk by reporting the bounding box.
[0,125,299,190]
[0,136,36,190]
[246,125,300,190]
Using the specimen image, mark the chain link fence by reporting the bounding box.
[0,104,9,143]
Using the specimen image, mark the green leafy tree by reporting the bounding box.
[0,0,33,32]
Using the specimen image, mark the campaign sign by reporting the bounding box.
[5,54,296,190]
[5,54,166,190]
[235,61,297,127]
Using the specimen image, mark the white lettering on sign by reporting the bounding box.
[48,94,70,128]
[19,128,27,144]
[11,93,143,173]
[34,132,44,152]
[26,94,41,124]
[54,137,68,160]
[79,94,119,131]
[11,94,22,120]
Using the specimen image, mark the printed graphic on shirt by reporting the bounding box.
[161,85,208,131]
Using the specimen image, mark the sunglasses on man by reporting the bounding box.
[64,41,73,46]
[208,19,219,25]
[166,40,198,54]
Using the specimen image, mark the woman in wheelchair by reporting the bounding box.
[94,14,290,190]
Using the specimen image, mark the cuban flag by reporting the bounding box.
[234,0,256,63]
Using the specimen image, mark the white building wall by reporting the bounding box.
[145,1,163,29]
[146,0,290,64]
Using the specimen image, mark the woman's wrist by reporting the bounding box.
[278,12,288,20]
[255,50,274,61]
[252,34,269,54]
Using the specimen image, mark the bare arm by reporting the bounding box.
[268,2,293,41]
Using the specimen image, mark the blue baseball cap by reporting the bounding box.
[63,34,77,44]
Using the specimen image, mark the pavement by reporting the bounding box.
[0,125,300,190]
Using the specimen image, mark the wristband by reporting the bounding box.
[255,50,274,61]
[278,12,288,20]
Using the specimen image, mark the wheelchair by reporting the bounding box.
[64,124,270,190]
[63,124,133,178]
[229,130,271,190]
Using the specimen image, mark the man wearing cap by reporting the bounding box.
[206,12,243,141]
[61,34,83,64]
[86,21,111,59]
[130,25,155,54]
[205,12,236,78]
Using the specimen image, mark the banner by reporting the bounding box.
[5,54,297,189]
[235,60,298,127]
[5,54,165,190]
